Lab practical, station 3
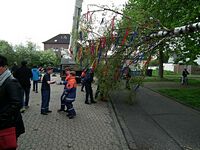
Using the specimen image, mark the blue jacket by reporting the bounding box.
[64,76,77,101]
[31,68,40,81]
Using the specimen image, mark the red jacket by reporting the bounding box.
[64,76,77,101]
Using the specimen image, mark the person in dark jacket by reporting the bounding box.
[11,62,18,75]
[83,68,96,104]
[123,66,131,89]
[14,61,33,112]
[0,55,25,149]
[182,68,189,85]
[41,67,56,115]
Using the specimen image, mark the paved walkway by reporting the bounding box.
[112,82,200,150]
[17,76,128,150]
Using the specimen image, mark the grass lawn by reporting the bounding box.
[158,88,200,109]
[143,70,200,86]
[139,70,200,109]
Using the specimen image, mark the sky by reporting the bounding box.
[0,0,127,49]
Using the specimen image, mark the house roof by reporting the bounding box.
[43,34,70,44]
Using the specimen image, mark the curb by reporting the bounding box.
[109,100,137,150]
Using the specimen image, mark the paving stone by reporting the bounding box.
[17,76,128,150]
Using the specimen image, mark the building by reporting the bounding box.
[43,34,70,57]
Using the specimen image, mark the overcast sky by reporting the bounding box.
[0,0,127,49]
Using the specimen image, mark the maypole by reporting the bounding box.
[70,0,83,60]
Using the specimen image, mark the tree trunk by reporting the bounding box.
[158,49,164,78]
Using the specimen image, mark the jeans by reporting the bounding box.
[33,80,38,92]
[22,87,30,107]
[41,90,50,113]
[60,90,66,110]
[65,100,76,116]
[85,82,94,102]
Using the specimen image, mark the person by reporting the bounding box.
[38,67,44,82]
[57,67,71,112]
[31,66,40,93]
[124,66,131,89]
[41,67,56,115]
[14,61,33,112]
[182,68,189,85]
[83,68,96,104]
[80,69,86,92]
[11,62,18,75]
[63,71,77,119]
[0,55,25,149]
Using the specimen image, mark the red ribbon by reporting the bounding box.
[121,28,130,45]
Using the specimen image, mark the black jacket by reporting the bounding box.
[14,66,32,88]
[0,76,25,137]
[83,71,94,84]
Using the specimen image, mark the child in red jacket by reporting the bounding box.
[64,71,77,119]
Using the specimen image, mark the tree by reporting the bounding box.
[77,1,200,102]
[0,40,14,65]
[122,0,200,78]
[38,50,60,67]
[14,44,32,65]
[13,42,60,67]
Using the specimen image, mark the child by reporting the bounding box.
[63,71,77,119]
[58,67,71,112]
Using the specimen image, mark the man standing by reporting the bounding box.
[31,66,40,93]
[11,62,18,75]
[182,68,189,85]
[0,55,25,149]
[84,68,96,104]
[41,67,55,115]
[14,61,33,112]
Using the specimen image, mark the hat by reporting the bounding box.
[46,66,53,71]
[70,71,76,75]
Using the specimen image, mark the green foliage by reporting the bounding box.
[94,62,119,99]
[39,50,60,67]
[121,0,200,79]
[79,1,200,101]
[125,0,200,63]
[172,33,200,65]
[0,40,60,68]
[0,40,14,65]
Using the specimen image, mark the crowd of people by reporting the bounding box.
[1,53,192,150]
[0,55,97,149]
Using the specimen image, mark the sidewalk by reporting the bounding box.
[112,82,200,150]
[17,76,129,150]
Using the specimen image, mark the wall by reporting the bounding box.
[174,65,200,75]
[163,63,174,72]
[44,43,69,50]
[149,64,200,75]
